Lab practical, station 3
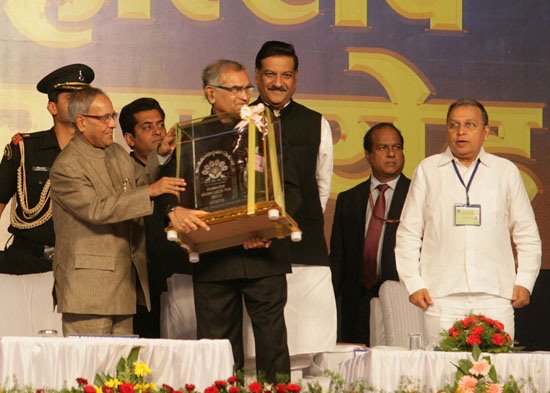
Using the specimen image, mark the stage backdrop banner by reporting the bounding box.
[0,0,549,267]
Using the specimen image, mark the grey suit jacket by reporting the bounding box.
[50,134,158,315]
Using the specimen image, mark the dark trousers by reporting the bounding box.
[133,301,161,338]
[0,239,52,275]
[340,283,381,346]
[133,262,168,338]
[193,275,290,383]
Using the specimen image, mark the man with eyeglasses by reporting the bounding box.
[202,59,255,116]
[396,98,541,348]
[158,59,301,382]
[330,123,409,346]
[49,87,186,335]
[0,64,94,275]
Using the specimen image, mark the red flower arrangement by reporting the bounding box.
[248,382,263,393]
[196,377,300,393]
[439,313,521,353]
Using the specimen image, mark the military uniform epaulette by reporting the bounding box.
[3,132,35,160]
[11,132,36,146]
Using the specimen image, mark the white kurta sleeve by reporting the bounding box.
[316,116,333,212]
[395,163,428,295]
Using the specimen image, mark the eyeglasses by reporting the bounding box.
[212,85,254,94]
[447,121,485,131]
[81,113,118,123]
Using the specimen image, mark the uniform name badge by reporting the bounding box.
[455,204,481,226]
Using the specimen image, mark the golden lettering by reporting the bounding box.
[170,0,220,21]
[385,0,462,31]
[117,0,150,19]
[347,47,434,177]
[58,0,104,22]
[242,0,318,25]
[335,0,367,27]
[5,0,93,48]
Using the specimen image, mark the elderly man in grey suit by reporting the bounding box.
[50,87,185,336]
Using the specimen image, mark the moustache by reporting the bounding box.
[268,86,288,92]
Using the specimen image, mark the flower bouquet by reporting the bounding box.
[443,343,519,393]
[78,347,160,393]
[438,314,521,353]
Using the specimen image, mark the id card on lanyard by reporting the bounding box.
[453,159,481,226]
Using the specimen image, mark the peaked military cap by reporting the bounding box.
[36,63,94,94]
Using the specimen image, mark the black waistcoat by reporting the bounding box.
[254,99,330,266]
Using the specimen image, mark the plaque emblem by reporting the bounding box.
[195,150,240,209]
[202,158,229,181]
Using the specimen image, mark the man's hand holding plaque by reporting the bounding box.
[243,233,272,249]
[168,206,210,233]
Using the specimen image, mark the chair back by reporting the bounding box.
[378,280,424,348]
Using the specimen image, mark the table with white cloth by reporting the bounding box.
[0,336,234,390]
[338,347,550,392]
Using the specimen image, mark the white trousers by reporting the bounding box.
[423,293,514,349]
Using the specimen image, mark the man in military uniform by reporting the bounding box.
[0,64,94,274]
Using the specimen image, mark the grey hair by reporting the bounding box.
[68,87,107,124]
[201,59,245,88]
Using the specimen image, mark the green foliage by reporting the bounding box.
[275,373,289,385]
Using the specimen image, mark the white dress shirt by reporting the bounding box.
[395,147,541,300]
[317,117,333,211]
[366,175,400,274]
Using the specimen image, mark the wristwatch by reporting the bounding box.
[165,204,179,215]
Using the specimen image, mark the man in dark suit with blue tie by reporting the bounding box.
[330,123,410,345]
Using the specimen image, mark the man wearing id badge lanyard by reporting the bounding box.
[395,98,541,348]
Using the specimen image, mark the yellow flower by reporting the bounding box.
[106,379,122,389]
[94,386,103,393]
[134,361,152,377]
[133,382,158,393]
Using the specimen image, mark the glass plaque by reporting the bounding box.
[166,104,301,259]
[174,109,282,213]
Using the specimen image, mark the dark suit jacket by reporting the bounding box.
[330,175,410,334]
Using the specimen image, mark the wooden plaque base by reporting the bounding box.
[166,201,301,255]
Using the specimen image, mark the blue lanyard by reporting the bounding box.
[451,159,481,206]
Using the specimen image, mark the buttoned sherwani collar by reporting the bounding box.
[255,97,293,118]
[438,146,491,168]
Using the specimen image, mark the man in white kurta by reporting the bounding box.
[395,98,541,347]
